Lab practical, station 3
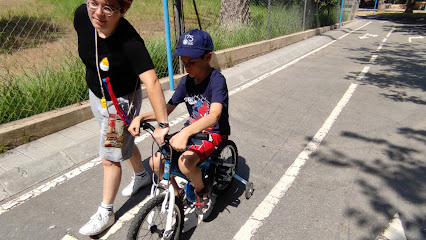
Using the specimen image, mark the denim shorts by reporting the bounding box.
[89,88,142,162]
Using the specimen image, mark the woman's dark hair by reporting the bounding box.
[201,51,212,59]
[116,0,133,12]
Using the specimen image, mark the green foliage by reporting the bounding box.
[319,5,340,26]
[0,145,9,153]
[37,0,83,21]
[145,36,180,79]
[0,54,87,124]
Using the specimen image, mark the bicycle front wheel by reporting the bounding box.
[127,193,184,240]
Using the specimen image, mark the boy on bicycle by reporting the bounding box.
[129,29,230,217]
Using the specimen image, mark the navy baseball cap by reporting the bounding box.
[173,29,214,58]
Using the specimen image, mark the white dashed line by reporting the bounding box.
[357,66,371,81]
[386,27,396,38]
[369,55,378,63]
[0,157,103,215]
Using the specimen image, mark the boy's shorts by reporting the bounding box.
[89,89,142,162]
[163,131,227,163]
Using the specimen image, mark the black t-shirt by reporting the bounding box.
[73,4,154,99]
[168,69,230,135]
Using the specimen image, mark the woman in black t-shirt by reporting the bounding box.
[74,0,170,236]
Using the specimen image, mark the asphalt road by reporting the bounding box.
[0,16,425,240]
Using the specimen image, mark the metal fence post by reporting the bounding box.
[174,0,184,75]
[339,0,345,28]
[303,0,307,30]
[162,0,174,90]
[267,0,271,39]
[373,0,378,14]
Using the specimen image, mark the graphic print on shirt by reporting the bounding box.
[184,94,212,130]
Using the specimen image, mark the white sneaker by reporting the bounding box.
[79,206,115,236]
[121,174,151,197]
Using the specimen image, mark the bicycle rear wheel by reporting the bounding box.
[127,193,184,240]
[212,140,238,194]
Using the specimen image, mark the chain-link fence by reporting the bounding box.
[0,0,357,125]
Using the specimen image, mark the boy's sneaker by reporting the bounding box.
[195,185,213,219]
[122,175,151,197]
[79,206,115,236]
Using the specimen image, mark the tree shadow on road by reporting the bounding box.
[312,128,425,239]
[344,15,426,106]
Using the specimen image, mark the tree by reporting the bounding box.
[220,0,251,28]
[377,0,386,12]
[404,0,417,13]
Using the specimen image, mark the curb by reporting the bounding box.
[0,21,350,149]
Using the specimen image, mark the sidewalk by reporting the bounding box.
[0,19,363,204]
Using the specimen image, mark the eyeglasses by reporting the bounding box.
[87,1,121,17]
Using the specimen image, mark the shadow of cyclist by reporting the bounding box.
[181,156,251,239]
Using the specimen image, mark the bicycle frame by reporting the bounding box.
[138,122,253,237]
[148,176,176,234]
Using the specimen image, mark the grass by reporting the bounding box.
[36,0,83,21]
[0,53,87,124]
[0,145,8,153]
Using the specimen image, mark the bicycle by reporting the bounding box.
[127,122,254,240]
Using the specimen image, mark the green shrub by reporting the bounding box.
[0,54,87,124]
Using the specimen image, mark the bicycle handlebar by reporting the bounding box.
[141,122,210,141]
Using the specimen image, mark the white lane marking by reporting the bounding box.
[378,213,407,240]
[359,33,378,39]
[369,55,378,63]
[338,21,372,40]
[386,27,396,38]
[61,234,79,240]
[233,83,359,240]
[357,66,371,81]
[0,157,103,216]
[408,36,424,43]
[377,26,396,52]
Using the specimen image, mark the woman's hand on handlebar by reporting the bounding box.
[153,127,169,145]
[128,115,144,136]
[169,131,189,152]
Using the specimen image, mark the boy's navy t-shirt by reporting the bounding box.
[168,69,230,136]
